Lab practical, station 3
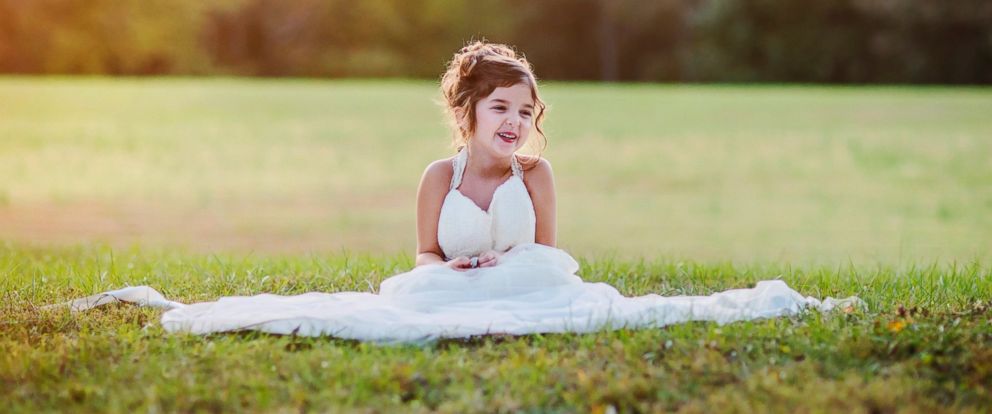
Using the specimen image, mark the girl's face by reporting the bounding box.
[468,82,535,158]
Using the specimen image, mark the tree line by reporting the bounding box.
[1,0,989,83]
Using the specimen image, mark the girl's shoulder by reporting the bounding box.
[517,154,554,187]
[420,156,456,188]
[516,154,552,174]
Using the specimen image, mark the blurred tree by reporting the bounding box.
[0,0,216,75]
[686,0,992,83]
[1,0,988,83]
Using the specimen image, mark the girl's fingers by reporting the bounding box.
[478,252,499,267]
[448,256,471,271]
[451,253,500,271]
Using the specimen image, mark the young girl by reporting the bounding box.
[415,41,555,271]
[53,42,861,342]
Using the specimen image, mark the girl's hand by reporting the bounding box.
[445,256,473,272]
[477,250,503,268]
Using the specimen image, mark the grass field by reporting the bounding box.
[1,78,990,262]
[1,78,991,412]
[3,246,991,412]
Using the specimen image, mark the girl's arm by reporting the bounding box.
[525,158,557,247]
[415,159,453,266]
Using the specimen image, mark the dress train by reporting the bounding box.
[46,244,863,343]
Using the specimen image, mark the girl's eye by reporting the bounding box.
[520,111,532,117]
[493,106,506,111]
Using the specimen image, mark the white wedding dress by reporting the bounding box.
[50,150,862,343]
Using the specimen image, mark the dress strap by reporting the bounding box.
[449,148,469,191]
[451,149,522,190]
[511,153,524,179]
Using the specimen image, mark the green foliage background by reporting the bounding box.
[2,0,990,83]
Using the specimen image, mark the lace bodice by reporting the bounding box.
[437,149,536,259]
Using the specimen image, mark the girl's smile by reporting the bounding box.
[496,131,517,143]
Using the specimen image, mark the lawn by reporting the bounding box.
[3,245,990,412]
[1,78,989,262]
[1,78,990,412]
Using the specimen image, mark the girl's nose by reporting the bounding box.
[506,114,519,127]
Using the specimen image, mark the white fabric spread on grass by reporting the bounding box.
[49,243,862,343]
[47,150,863,343]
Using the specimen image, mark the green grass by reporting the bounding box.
[2,245,991,412]
[0,78,990,262]
[1,78,991,411]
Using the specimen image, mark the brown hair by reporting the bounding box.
[440,41,547,159]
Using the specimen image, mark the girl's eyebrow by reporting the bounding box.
[489,98,535,109]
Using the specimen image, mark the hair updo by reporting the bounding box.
[440,41,547,157]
